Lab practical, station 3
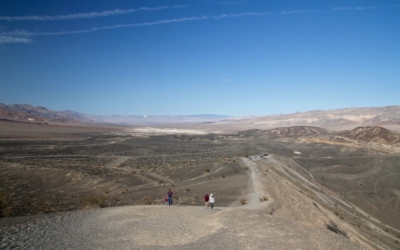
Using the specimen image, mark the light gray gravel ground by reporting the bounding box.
[0,205,365,250]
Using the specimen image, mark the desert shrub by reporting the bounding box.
[239,197,247,205]
[38,201,56,214]
[141,197,156,205]
[259,196,269,202]
[81,193,109,208]
[185,187,190,191]
[220,174,225,178]
[243,166,249,171]
[269,207,276,215]
[204,168,210,172]
[0,191,12,217]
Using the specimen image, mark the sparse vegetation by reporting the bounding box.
[259,196,269,202]
[2,119,400,243]
[0,191,13,217]
[141,197,156,205]
[239,197,247,205]
[185,187,190,191]
[81,193,109,208]
[38,201,56,214]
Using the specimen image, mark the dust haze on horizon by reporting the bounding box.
[1,0,399,116]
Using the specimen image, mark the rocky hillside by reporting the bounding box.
[205,105,400,132]
[0,103,231,124]
[337,126,400,144]
[238,126,329,137]
[0,103,94,123]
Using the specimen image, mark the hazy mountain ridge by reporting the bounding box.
[206,105,400,132]
[2,103,400,127]
[0,103,232,124]
[238,125,400,146]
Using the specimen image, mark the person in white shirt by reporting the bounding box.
[209,193,215,209]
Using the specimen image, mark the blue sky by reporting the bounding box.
[1,0,399,116]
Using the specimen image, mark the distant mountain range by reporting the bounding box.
[1,103,400,129]
[0,103,232,124]
[204,105,400,132]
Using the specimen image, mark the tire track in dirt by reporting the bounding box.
[373,173,400,191]
[256,154,400,247]
[105,157,129,169]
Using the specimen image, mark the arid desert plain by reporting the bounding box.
[1,120,400,249]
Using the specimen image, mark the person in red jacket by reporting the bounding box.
[204,194,209,209]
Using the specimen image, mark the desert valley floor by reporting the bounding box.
[0,120,400,249]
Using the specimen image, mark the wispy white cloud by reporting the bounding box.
[1,12,273,36]
[332,6,378,11]
[0,6,168,21]
[0,35,32,44]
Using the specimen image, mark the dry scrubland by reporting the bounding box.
[1,121,400,249]
[0,121,257,217]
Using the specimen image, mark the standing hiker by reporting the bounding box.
[204,194,209,209]
[209,193,215,209]
[167,189,173,206]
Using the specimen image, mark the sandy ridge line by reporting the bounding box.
[259,155,400,245]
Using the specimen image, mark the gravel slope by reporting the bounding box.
[0,156,369,249]
[0,205,365,250]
